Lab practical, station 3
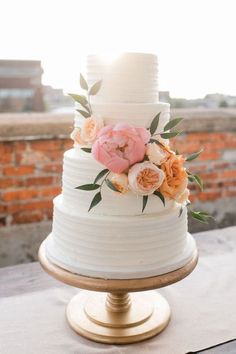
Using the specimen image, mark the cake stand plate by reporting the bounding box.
[38,240,198,344]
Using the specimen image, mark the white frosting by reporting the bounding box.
[45,195,196,279]
[75,101,170,131]
[45,52,197,279]
[62,148,175,215]
[87,53,158,103]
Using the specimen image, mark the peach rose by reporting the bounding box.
[146,142,171,165]
[80,115,104,145]
[110,173,129,194]
[176,188,190,204]
[70,127,86,145]
[159,154,188,200]
[128,161,165,196]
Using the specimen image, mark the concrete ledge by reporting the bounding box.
[0,113,74,140]
[0,108,236,140]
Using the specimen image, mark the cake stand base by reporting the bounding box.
[67,290,170,344]
[38,240,198,344]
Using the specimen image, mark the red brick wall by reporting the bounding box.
[172,132,236,204]
[0,113,236,228]
[0,138,73,226]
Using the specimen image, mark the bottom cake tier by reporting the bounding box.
[45,195,197,279]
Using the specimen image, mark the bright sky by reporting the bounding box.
[0,0,235,98]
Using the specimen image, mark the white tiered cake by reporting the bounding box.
[45,53,196,279]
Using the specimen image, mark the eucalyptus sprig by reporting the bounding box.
[68,73,102,119]
[148,113,183,142]
[190,210,214,224]
[75,168,121,211]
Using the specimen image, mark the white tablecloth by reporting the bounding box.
[0,226,236,354]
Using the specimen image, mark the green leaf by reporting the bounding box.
[149,138,164,147]
[68,93,90,113]
[81,147,92,153]
[142,195,148,212]
[76,109,90,118]
[188,174,203,191]
[190,210,213,224]
[160,131,180,139]
[75,184,100,191]
[153,191,165,206]
[164,118,184,132]
[68,93,88,105]
[88,192,102,212]
[186,149,203,162]
[150,112,161,135]
[188,176,194,182]
[80,73,88,91]
[179,206,184,217]
[94,169,109,184]
[89,80,102,95]
[105,179,121,192]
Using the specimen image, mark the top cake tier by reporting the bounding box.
[86,53,158,104]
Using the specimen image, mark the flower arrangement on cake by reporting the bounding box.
[69,75,212,223]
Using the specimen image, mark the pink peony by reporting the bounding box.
[92,123,150,173]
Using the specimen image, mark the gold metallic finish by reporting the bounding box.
[38,238,198,344]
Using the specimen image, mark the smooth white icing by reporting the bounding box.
[86,53,158,103]
[45,195,196,279]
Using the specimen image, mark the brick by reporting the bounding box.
[199,172,219,180]
[197,191,221,201]
[2,189,39,202]
[14,141,27,151]
[12,211,43,224]
[25,176,54,186]
[30,140,62,151]
[221,170,236,179]
[0,153,12,164]
[41,187,61,197]
[213,162,230,170]
[42,164,62,173]
[199,152,221,161]
[3,165,35,176]
[63,139,73,150]
[46,151,64,161]
[7,200,52,213]
[0,142,13,154]
[0,204,6,213]
[0,178,15,188]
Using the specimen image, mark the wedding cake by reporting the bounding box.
[45,53,199,279]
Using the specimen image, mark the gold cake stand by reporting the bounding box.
[38,240,198,344]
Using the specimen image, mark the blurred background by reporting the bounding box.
[0,0,235,267]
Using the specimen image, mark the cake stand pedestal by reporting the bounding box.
[38,240,198,344]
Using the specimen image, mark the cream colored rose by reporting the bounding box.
[80,116,104,144]
[70,127,86,145]
[146,143,170,165]
[128,161,165,196]
[110,173,129,194]
[159,154,188,200]
[176,188,190,204]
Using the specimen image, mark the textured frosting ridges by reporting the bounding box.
[62,149,175,215]
[45,195,196,279]
[74,102,170,130]
[86,53,158,103]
